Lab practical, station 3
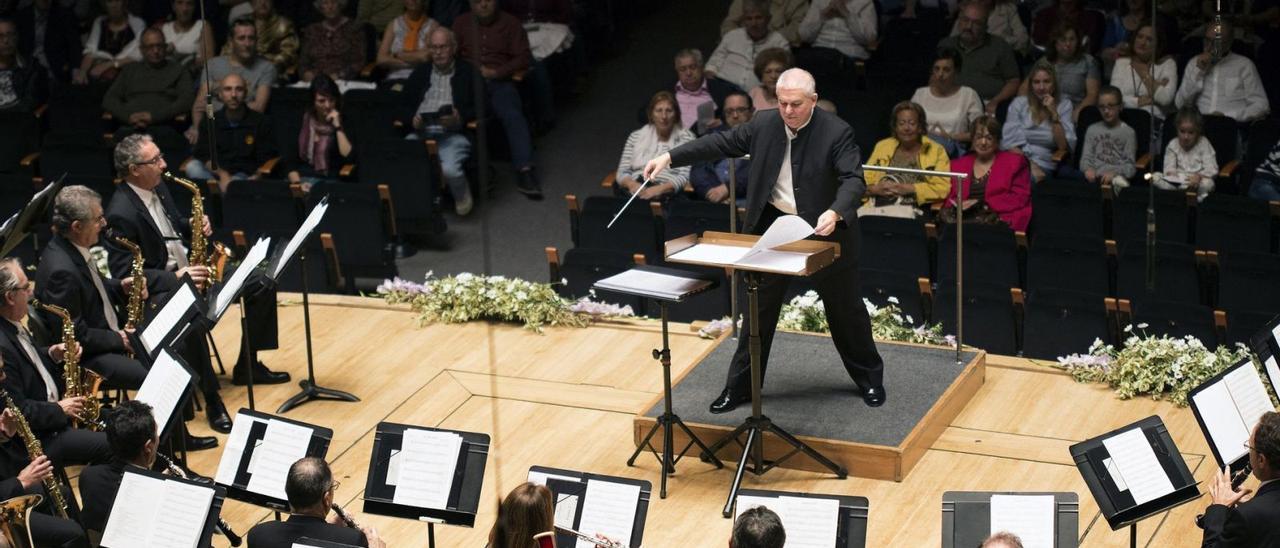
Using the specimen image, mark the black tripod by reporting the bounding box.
[277,244,359,413]
[703,271,847,517]
[627,300,724,498]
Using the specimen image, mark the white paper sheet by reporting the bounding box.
[1104,458,1128,491]
[527,470,580,487]
[747,215,814,255]
[150,480,216,548]
[1272,323,1280,349]
[736,248,813,273]
[1195,381,1253,464]
[1101,428,1176,505]
[385,449,401,486]
[140,283,197,352]
[101,472,165,547]
[245,418,312,500]
[214,413,258,487]
[101,471,215,548]
[214,237,271,319]
[668,243,751,265]
[133,349,192,433]
[593,268,711,300]
[1264,356,1280,397]
[272,200,329,279]
[733,495,777,520]
[554,494,579,529]
[776,496,839,548]
[391,429,462,509]
[576,480,639,548]
[989,495,1055,548]
[1224,365,1274,441]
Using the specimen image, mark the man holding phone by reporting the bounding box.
[401,27,477,215]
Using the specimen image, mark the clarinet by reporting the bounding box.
[555,525,627,548]
[157,454,242,547]
[331,503,359,529]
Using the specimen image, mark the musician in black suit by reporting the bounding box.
[1201,411,1280,547]
[78,400,157,534]
[0,257,110,467]
[644,68,886,413]
[103,134,288,434]
[33,185,148,391]
[246,457,382,548]
[0,399,90,547]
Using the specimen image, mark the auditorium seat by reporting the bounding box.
[567,195,662,262]
[0,174,33,220]
[1217,251,1280,313]
[37,138,114,182]
[342,89,402,145]
[859,268,927,325]
[1116,240,1200,305]
[1195,194,1272,254]
[1130,298,1217,348]
[250,228,345,294]
[357,138,445,237]
[859,216,930,279]
[1030,178,1105,237]
[221,180,305,242]
[0,111,38,173]
[1021,288,1111,361]
[1110,187,1189,245]
[546,246,645,315]
[662,200,732,241]
[1220,308,1277,347]
[933,281,1018,356]
[1025,231,1108,295]
[306,182,397,293]
[937,223,1020,290]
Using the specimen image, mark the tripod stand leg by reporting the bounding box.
[627,420,663,467]
[721,427,758,518]
[676,419,724,469]
[764,422,847,478]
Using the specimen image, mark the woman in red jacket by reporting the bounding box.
[943,114,1033,231]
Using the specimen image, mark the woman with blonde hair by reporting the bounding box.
[1002,62,1075,181]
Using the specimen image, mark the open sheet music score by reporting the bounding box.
[213,237,271,319]
[273,199,329,279]
[667,215,815,273]
[100,470,216,548]
[1100,428,1176,505]
[133,349,192,431]
[1263,353,1280,399]
[141,281,198,353]
[592,267,713,302]
[1192,360,1276,466]
[215,411,324,503]
[575,480,640,548]
[989,495,1055,548]
[388,428,462,509]
[736,494,839,548]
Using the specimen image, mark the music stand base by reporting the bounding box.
[705,414,848,518]
[628,412,724,499]
[276,379,360,414]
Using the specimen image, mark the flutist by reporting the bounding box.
[245,457,384,548]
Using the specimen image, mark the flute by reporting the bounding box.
[554,525,627,548]
[331,503,359,529]
[157,454,243,547]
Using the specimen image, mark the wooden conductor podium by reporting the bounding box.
[665,231,848,517]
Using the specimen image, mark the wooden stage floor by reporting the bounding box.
[72,294,1223,547]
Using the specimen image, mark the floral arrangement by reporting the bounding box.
[376,274,633,332]
[1057,324,1256,406]
[774,291,949,345]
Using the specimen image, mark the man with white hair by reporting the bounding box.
[644,68,887,412]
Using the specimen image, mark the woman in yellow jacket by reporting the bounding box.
[863,101,952,214]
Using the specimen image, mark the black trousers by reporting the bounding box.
[31,510,90,548]
[82,352,148,391]
[724,207,884,394]
[41,429,111,468]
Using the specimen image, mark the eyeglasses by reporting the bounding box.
[7,281,32,293]
[328,480,341,493]
[1244,441,1256,451]
[134,153,164,166]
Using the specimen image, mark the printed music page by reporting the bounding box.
[1224,365,1274,437]
[989,495,1055,548]
[746,215,814,255]
[733,495,778,520]
[594,269,708,301]
[101,472,165,547]
[1265,355,1280,399]
[776,496,839,548]
[576,480,639,548]
[273,200,329,279]
[215,237,271,318]
[527,469,580,486]
[1101,428,1176,505]
[134,349,192,432]
[141,283,196,352]
[150,479,216,548]
[102,472,214,548]
[668,243,751,265]
[1194,381,1253,464]
[215,413,259,486]
[391,429,463,509]
[245,418,312,500]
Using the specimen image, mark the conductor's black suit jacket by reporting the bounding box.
[668,108,866,273]
[1201,480,1280,547]
[34,234,128,356]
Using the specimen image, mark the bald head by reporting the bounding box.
[219,73,248,112]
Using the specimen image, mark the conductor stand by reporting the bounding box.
[278,244,360,413]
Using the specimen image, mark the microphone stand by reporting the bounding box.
[196,0,219,177]
[727,157,743,339]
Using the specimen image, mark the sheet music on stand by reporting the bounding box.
[133,348,196,435]
[213,408,333,511]
[666,215,823,275]
[592,265,716,302]
[941,492,1077,548]
[0,173,64,256]
[1190,358,1277,470]
[362,422,489,528]
[528,466,651,548]
[990,495,1055,548]
[209,236,271,321]
[1252,316,1280,393]
[137,277,205,361]
[270,197,329,280]
[733,489,868,548]
[100,468,226,548]
[1069,415,1200,530]
[292,539,362,548]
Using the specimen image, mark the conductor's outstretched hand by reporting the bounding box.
[643,153,672,182]
[815,210,840,236]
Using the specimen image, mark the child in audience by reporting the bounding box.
[1159,107,1217,201]
[1079,86,1136,191]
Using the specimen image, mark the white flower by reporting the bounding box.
[1136,322,1149,329]
[887,296,899,304]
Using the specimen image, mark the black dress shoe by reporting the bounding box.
[515,169,544,200]
[861,385,887,407]
[232,360,291,386]
[184,433,219,451]
[206,397,233,434]
[709,388,751,414]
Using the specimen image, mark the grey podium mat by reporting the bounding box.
[647,332,979,447]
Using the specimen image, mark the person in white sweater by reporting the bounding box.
[1109,24,1176,119]
[912,48,984,157]
[797,0,877,61]
[1160,107,1217,201]
[706,0,792,91]
[615,91,696,201]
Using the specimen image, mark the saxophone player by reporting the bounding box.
[0,400,90,548]
[103,134,289,435]
[77,400,159,535]
[0,258,111,468]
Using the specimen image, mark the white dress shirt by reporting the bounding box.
[8,319,58,402]
[73,243,120,331]
[1175,53,1270,123]
[770,113,813,215]
[128,183,189,271]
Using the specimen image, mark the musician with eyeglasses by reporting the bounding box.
[1199,411,1280,547]
[245,457,384,547]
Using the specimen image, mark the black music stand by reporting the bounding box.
[593,265,725,498]
[528,465,652,548]
[1070,415,1200,548]
[0,173,64,256]
[100,467,227,548]
[214,408,334,512]
[734,488,869,548]
[665,231,848,517]
[941,492,1078,548]
[134,347,198,465]
[1188,357,1276,489]
[362,422,490,548]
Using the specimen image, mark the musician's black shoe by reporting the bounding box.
[184,433,219,451]
[861,385,887,407]
[516,169,544,200]
[232,359,291,385]
[709,388,750,414]
[206,396,233,434]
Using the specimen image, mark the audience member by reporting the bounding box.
[15,0,82,84]
[161,0,215,69]
[1002,62,1075,182]
[706,0,790,91]
[731,505,786,548]
[1099,0,1148,63]
[490,482,556,548]
[402,27,475,215]
[1199,411,1280,547]
[1250,136,1280,201]
[356,0,403,34]
[691,91,753,203]
[1078,86,1136,188]
[817,98,837,113]
[77,400,157,534]
[1174,19,1270,123]
[299,0,366,82]
[376,0,438,81]
[982,531,1025,548]
[947,0,1028,56]
[938,1,1019,112]
[911,48,983,157]
[671,48,739,135]
[504,0,569,133]
[942,115,1032,230]
[454,0,543,199]
[1031,0,1104,55]
[188,17,277,143]
[285,74,351,186]
[103,28,194,132]
[720,0,808,46]
[245,457,383,547]
[864,101,952,215]
[1110,23,1176,119]
[186,73,276,191]
[228,0,298,79]
[75,0,145,84]
[797,0,878,63]
[749,47,790,110]
[0,17,44,113]
[616,90,696,201]
[1159,107,1216,201]
[1030,21,1098,122]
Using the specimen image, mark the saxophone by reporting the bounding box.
[109,234,146,330]
[1,390,69,519]
[31,300,103,430]
[160,171,233,283]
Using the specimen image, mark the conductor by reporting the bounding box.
[643,68,885,413]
